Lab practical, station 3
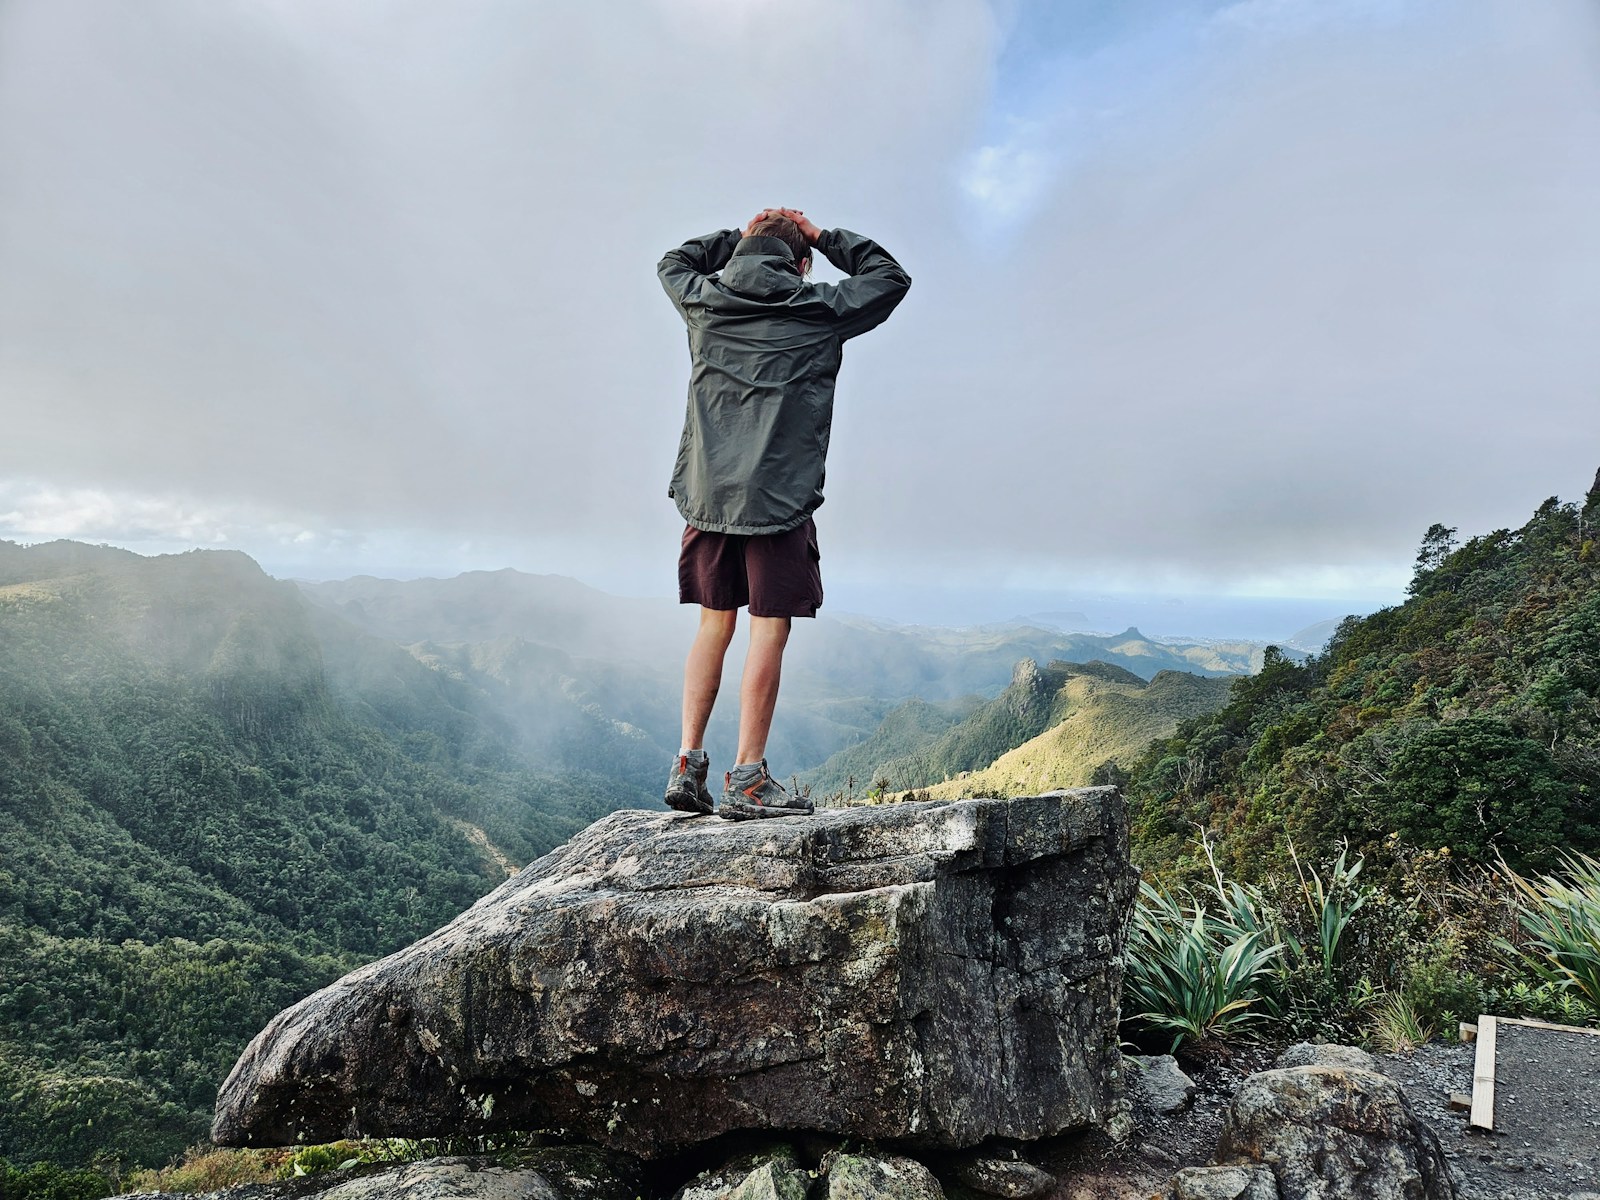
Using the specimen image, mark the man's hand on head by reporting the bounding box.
[774,208,822,246]
[741,208,823,245]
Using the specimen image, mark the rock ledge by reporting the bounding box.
[214,791,1137,1157]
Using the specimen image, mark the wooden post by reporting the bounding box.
[1469,1015,1497,1131]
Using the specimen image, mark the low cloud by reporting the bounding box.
[1,0,1596,608]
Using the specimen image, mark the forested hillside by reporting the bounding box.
[0,542,636,1173]
[0,541,1302,1179]
[1126,484,1600,881]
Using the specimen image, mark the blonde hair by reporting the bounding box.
[748,214,810,273]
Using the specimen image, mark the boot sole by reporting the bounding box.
[664,788,714,815]
[718,801,816,821]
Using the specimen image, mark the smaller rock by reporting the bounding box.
[950,1155,1054,1199]
[1272,1042,1378,1073]
[823,1150,944,1200]
[1166,1164,1279,1200]
[1103,1098,1136,1144]
[674,1146,810,1200]
[1127,1054,1198,1114]
[315,1149,643,1200]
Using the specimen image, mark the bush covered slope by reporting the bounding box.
[1126,486,1600,881]
[0,541,642,1171]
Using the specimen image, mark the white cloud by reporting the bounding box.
[1,0,1596,616]
[0,483,234,544]
[963,123,1058,224]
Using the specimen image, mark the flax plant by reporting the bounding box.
[1287,840,1367,979]
[1496,851,1600,1017]
[1124,880,1284,1052]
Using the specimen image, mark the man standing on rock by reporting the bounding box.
[658,208,910,820]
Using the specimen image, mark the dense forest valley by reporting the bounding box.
[3,479,1600,1196]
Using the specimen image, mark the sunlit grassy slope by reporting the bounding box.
[804,658,1234,798]
[919,668,1234,797]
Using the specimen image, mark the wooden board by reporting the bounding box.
[1492,1015,1600,1038]
[1470,1014,1497,1131]
[1466,1013,1600,1133]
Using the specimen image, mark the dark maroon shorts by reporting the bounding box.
[678,519,823,618]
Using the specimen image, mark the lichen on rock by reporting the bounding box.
[1211,1057,1456,1200]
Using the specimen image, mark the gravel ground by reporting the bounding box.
[1376,1033,1600,1200]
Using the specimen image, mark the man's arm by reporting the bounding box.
[815,228,912,340]
[777,209,910,340]
[657,229,741,319]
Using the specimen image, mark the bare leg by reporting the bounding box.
[736,616,791,764]
[681,607,737,750]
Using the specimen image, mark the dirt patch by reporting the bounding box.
[1033,1046,1279,1200]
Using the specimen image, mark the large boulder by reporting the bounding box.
[948,1154,1055,1199]
[308,1149,642,1200]
[1214,1063,1455,1199]
[822,1150,944,1200]
[120,1148,643,1200]
[215,791,1136,1157]
[1165,1164,1279,1200]
[1271,1043,1378,1073]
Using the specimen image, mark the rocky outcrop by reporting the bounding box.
[214,791,1136,1157]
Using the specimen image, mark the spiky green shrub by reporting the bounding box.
[1287,842,1367,977]
[1125,834,1398,1050]
[1496,851,1600,1017]
[1123,881,1283,1051]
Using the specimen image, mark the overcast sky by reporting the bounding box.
[2,0,1597,628]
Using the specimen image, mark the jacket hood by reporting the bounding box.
[717,235,806,302]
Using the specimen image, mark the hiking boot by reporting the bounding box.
[720,760,815,821]
[664,752,715,814]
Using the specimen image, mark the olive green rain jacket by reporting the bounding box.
[659,227,911,535]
